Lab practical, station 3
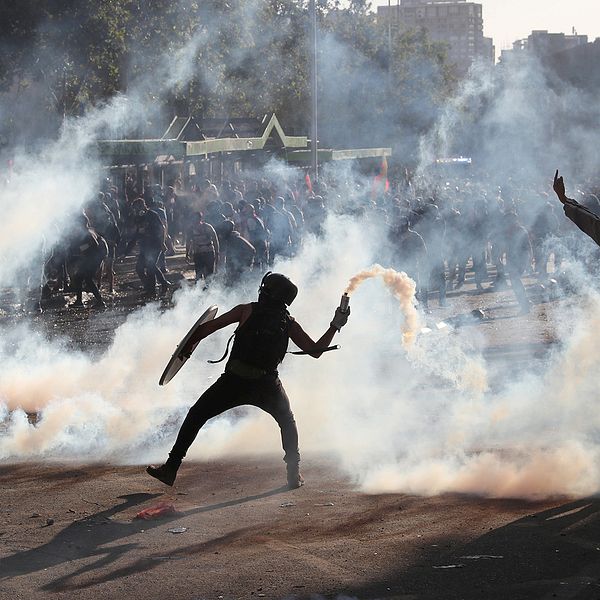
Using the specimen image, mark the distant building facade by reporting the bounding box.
[499,30,588,65]
[551,38,600,90]
[377,0,494,74]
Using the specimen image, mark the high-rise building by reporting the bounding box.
[499,30,588,66]
[377,0,494,74]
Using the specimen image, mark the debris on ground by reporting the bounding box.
[135,503,176,520]
[168,526,187,534]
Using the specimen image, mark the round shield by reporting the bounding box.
[159,305,218,386]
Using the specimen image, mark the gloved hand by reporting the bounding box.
[330,306,350,332]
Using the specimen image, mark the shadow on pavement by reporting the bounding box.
[341,498,600,600]
[1,485,288,592]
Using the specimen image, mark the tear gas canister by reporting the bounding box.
[340,292,350,312]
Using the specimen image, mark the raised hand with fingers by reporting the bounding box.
[553,169,567,204]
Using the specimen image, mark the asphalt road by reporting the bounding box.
[1,252,598,599]
[1,457,599,600]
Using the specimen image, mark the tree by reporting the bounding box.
[0,0,455,161]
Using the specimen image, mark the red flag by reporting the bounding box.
[371,157,389,199]
[305,172,313,194]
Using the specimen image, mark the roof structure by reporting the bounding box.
[185,113,307,157]
[97,113,392,167]
[98,113,308,165]
[286,147,392,164]
[161,116,203,141]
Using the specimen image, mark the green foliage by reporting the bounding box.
[0,0,455,155]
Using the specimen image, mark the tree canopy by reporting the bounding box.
[0,0,455,156]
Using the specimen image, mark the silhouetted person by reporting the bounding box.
[554,170,600,246]
[125,199,169,296]
[147,273,350,490]
[503,211,533,314]
[186,211,219,283]
[68,214,108,308]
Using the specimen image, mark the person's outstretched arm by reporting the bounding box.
[181,304,251,357]
[289,306,350,359]
[553,170,600,246]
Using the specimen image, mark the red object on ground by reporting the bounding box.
[135,502,176,520]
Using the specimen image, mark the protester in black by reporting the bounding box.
[147,273,350,490]
[125,198,169,295]
[554,170,600,246]
[68,214,108,308]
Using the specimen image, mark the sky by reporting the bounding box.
[376,0,600,59]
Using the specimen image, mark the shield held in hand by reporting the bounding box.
[159,305,218,386]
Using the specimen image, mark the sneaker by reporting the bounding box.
[286,471,305,490]
[146,463,178,486]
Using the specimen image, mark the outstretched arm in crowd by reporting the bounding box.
[553,170,600,246]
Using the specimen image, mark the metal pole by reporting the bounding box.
[387,0,392,88]
[309,0,318,183]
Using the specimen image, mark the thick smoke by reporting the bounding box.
[1,5,600,502]
[345,265,421,346]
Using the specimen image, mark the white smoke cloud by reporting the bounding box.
[2,5,600,503]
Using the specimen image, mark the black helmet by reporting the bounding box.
[259,272,298,306]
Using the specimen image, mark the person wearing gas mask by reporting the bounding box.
[147,272,350,490]
[125,198,170,296]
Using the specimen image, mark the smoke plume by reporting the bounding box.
[1,4,600,502]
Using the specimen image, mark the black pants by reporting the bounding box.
[72,257,104,303]
[193,250,216,281]
[136,246,168,292]
[169,373,300,468]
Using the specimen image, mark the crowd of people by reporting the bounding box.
[34,167,600,314]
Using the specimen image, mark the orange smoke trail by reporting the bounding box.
[345,264,421,346]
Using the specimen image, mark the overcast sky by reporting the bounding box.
[375,0,600,58]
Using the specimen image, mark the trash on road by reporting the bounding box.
[168,527,187,534]
[135,503,176,520]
